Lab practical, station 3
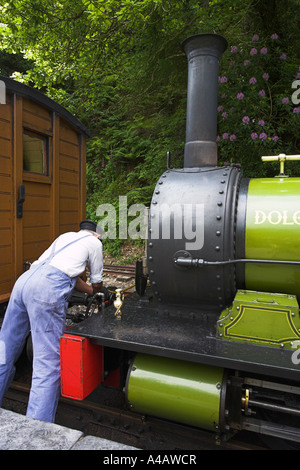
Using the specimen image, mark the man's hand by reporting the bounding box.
[75,277,103,296]
[92,282,103,295]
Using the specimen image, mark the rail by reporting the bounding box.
[103,264,135,276]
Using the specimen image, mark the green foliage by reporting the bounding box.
[216,29,300,177]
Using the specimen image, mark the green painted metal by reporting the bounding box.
[126,353,224,431]
[245,177,300,300]
[218,290,300,348]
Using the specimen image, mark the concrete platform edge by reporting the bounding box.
[0,408,139,450]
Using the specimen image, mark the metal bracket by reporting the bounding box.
[17,184,25,218]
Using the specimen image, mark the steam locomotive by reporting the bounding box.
[62,33,300,446]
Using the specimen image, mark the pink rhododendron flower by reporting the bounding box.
[259,133,267,140]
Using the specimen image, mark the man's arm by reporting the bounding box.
[75,277,103,296]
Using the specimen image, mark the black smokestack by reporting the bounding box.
[182,33,228,168]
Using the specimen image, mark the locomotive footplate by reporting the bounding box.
[68,290,300,382]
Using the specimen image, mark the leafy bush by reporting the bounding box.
[0,0,299,255]
[217,33,300,177]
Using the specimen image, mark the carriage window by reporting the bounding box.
[23,130,48,174]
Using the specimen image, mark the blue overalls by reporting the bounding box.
[0,234,90,422]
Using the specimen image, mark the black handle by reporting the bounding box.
[17,184,25,218]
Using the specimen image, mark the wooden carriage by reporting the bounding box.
[0,76,89,304]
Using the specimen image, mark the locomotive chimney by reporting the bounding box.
[182,33,228,168]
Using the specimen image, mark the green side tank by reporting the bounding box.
[126,353,224,431]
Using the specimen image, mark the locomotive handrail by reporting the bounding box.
[262,154,300,161]
[174,256,300,268]
[261,153,300,176]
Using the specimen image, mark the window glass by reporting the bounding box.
[23,130,48,174]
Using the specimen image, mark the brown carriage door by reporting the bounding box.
[22,99,53,266]
[0,92,85,302]
[0,94,14,302]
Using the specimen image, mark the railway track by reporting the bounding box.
[3,378,268,451]
[103,264,135,277]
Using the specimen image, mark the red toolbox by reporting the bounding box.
[60,334,104,400]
